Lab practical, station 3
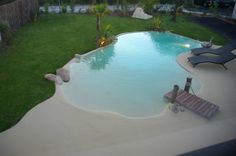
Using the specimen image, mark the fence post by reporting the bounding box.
[0,0,38,30]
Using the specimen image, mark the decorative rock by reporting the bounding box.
[132,7,153,20]
[201,42,212,48]
[55,76,63,85]
[75,54,81,60]
[56,68,70,82]
[44,74,63,85]
[44,74,56,81]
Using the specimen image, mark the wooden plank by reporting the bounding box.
[195,101,208,112]
[204,104,217,117]
[164,89,219,119]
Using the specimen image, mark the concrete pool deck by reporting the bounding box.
[0,51,236,156]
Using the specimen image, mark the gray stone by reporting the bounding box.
[201,42,212,48]
[56,68,70,82]
[44,74,56,81]
[75,54,81,59]
[44,74,63,85]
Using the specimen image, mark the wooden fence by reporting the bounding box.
[0,0,38,30]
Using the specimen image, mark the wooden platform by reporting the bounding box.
[164,89,219,119]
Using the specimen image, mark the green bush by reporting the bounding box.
[209,2,218,15]
[44,2,49,13]
[30,11,38,22]
[101,24,113,39]
[0,21,12,45]
[61,3,67,13]
[151,16,165,31]
[70,0,76,13]
[140,0,156,14]
[183,0,195,8]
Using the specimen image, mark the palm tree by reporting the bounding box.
[172,0,184,21]
[92,4,109,43]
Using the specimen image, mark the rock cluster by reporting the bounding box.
[44,68,70,85]
[56,68,70,82]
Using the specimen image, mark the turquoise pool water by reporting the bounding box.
[61,32,201,118]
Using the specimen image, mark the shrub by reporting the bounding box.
[70,0,75,13]
[183,0,195,8]
[0,21,12,45]
[151,17,165,31]
[209,2,218,15]
[61,3,67,13]
[30,11,38,22]
[101,24,113,39]
[140,0,156,14]
[98,24,114,47]
[44,2,49,13]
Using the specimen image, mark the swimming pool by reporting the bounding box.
[60,32,201,118]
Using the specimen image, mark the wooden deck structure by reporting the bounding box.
[164,89,219,119]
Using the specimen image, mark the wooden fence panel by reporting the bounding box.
[0,0,39,30]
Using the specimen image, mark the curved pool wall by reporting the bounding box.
[60,31,202,118]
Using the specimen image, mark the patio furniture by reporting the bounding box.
[188,53,236,70]
[164,89,219,119]
[191,43,236,55]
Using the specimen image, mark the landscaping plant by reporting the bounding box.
[98,24,114,47]
[0,21,12,46]
[44,2,49,13]
[140,0,159,14]
[91,4,110,46]
[61,2,67,13]
[151,16,165,31]
[70,0,76,13]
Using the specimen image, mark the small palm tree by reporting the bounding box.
[91,4,109,41]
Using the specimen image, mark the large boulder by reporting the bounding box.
[56,68,70,82]
[132,7,153,20]
[44,74,63,85]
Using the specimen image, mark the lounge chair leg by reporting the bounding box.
[222,64,227,70]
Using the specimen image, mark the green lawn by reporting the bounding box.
[0,14,227,132]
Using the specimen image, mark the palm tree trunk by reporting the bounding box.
[172,6,177,21]
[96,14,101,44]
[96,14,100,33]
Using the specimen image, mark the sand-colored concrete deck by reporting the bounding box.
[0,51,236,156]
